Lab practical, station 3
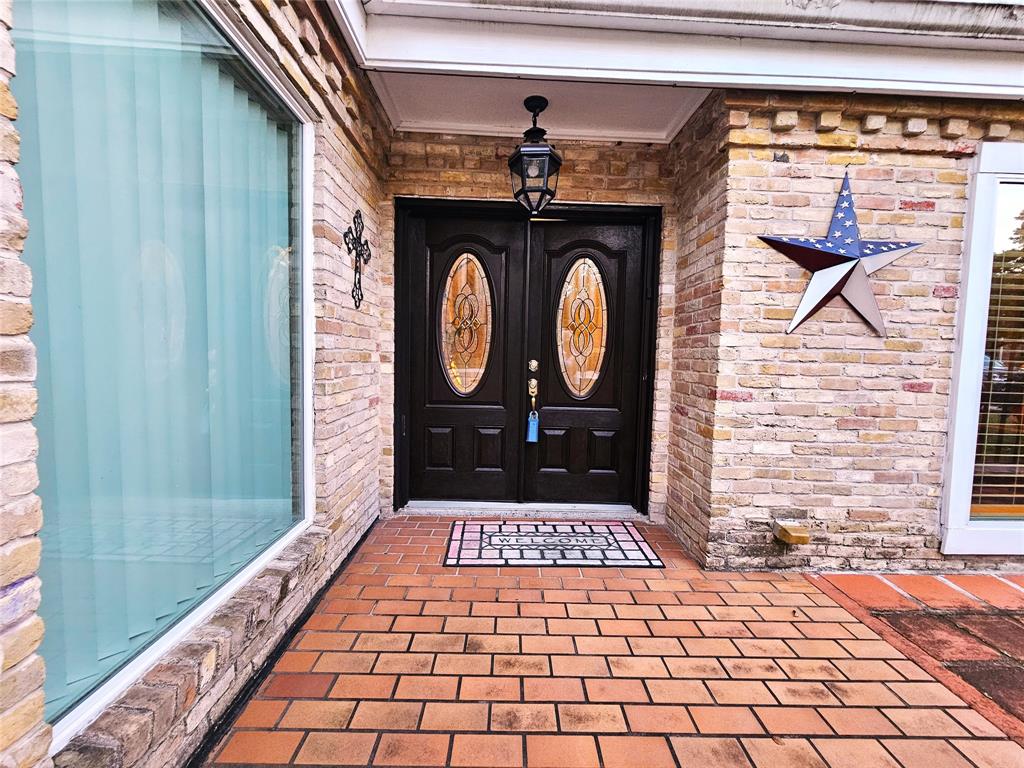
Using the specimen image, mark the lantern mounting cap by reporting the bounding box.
[523,95,549,118]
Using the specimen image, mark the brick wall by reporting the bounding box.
[664,93,729,558]
[703,91,1024,570]
[386,132,678,519]
[0,0,49,762]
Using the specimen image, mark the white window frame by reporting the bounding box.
[942,141,1024,556]
[49,1,318,753]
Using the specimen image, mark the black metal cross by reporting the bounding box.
[344,209,372,308]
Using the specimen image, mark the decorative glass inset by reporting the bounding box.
[440,252,493,395]
[557,257,608,398]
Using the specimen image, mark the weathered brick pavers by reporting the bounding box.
[203,517,1024,766]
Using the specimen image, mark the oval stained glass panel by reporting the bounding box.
[557,257,608,398]
[439,252,493,395]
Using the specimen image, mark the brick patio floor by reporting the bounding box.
[203,517,1024,767]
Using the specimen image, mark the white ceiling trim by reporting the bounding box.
[327,2,1024,100]
[370,72,709,142]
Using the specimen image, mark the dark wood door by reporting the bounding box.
[523,222,644,503]
[401,204,654,508]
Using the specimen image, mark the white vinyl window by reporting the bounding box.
[943,142,1024,554]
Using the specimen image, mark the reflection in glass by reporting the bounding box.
[557,257,608,398]
[972,182,1024,520]
[14,0,302,718]
[440,253,493,395]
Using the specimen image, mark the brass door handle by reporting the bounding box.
[528,377,538,411]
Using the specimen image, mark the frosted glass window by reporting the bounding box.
[13,0,303,719]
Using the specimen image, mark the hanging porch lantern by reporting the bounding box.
[508,95,562,215]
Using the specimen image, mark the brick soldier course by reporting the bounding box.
[0,1,1022,767]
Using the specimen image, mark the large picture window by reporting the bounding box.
[13,0,305,720]
[944,143,1024,554]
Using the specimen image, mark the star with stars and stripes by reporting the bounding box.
[759,173,923,336]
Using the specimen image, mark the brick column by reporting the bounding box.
[0,0,51,764]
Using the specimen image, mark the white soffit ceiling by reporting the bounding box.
[369,72,710,143]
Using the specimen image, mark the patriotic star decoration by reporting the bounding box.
[759,173,923,336]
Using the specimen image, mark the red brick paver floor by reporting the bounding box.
[204,518,1024,767]
[820,572,1024,741]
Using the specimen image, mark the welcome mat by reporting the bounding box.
[445,520,664,567]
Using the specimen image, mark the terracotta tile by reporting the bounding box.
[887,575,981,610]
[466,634,519,653]
[951,739,1024,768]
[524,676,585,702]
[353,632,412,651]
[548,618,600,635]
[882,707,970,737]
[394,674,459,700]
[214,731,302,764]
[329,674,397,699]
[689,706,764,735]
[409,632,465,652]
[233,700,286,728]
[607,656,668,678]
[262,673,334,699]
[733,638,793,658]
[947,707,1007,737]
[627,637,685,656]
[707,680,775,705]
[826,682,902,707]
[393,615,446,633]
[623,704,695,734]
[447,616,496,634]
[275,650,320,672]
[433,653,492,675]
[526,735,600,768]
[823,577,921,614]
[670,736,752,767]
[494,654,551,676]
[584,678,649,703]
[374,733,451,767]
[557,704,628,732]
[819,707,900,736]
[767,681,840,706]
[293,732,377,766]
[753,706,831,735]
[954,614,1024,661]
[450,734,523,767]
[945,575,1024,610]
[598,736,675,768]
[647,679,713,704]
[882,739,974,768]
[888,681,965,707]
[460,676,521,701]
[491,703,558,731]
[575,636,631,655]
[373,652,434,674]
[296,631,357,651]
[648,620,701,637]
[522,635,575,654]
[787,639,849,658]
[665,657,728,679]
[312,651,377,673]
[420,701,489,731]
[721,659,786,680]
[811,738,901,768]
[349,700,422,730]
[830,659,902,681]
[278,700,355,729]
[551,655,609,677]
[741,737,827,768]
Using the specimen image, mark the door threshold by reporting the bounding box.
[397,500,642,520]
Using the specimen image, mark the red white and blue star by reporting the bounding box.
[759,173,923,336]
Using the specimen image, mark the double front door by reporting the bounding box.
[399,204,657,508]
